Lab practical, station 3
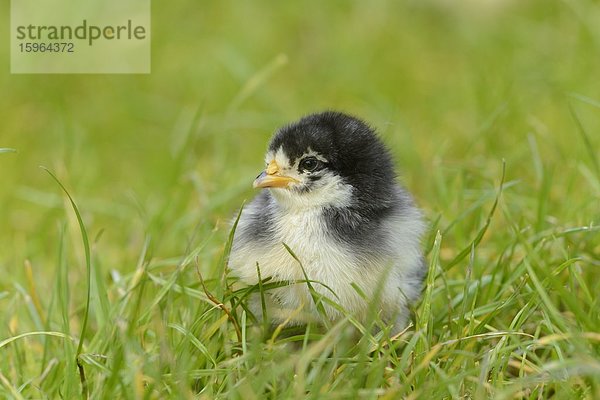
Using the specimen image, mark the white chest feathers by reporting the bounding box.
[231,206,356,285]
[228,203,410,325]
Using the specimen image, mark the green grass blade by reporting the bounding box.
[446,160,506,270]
[418,230,442,343]
[282,243,331,328]
[0,331,75,349]
[217,203,244,298]
[41,167,92,358]
[569,102,600,178]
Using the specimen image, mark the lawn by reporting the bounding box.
[1,0,599,398]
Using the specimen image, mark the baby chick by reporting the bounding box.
[229,111,426,332]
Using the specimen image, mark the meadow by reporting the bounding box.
[1,0,599,398]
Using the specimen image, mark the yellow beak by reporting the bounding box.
[253,160,299,189]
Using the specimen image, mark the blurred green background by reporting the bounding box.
[1,0,599,322]
[1,0,600,397]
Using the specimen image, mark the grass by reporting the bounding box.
[1,0,599,398]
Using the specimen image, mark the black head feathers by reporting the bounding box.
[268,111,398,206]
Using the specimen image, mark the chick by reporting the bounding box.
[229,111,426,332]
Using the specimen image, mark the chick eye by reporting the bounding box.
[299,157,322,172]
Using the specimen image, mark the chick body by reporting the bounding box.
[229,112,426,331]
